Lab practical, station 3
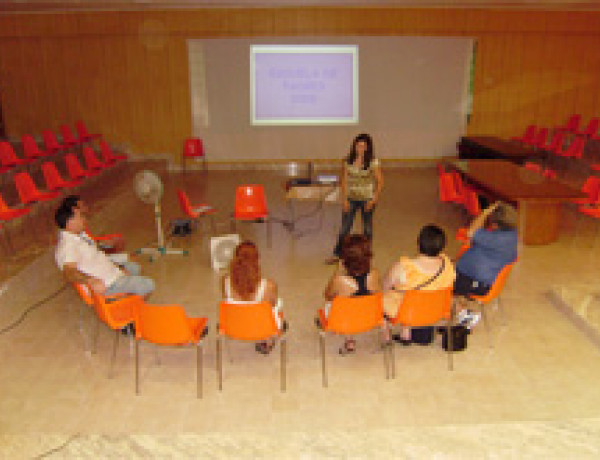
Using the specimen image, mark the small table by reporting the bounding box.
[449,160,584,245]
[284,181,339,236]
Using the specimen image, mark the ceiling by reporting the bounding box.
[2,0,600,13]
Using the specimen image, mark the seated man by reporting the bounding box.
[454,201,517,297]
[54,203,154,298]
[60,194,125,254]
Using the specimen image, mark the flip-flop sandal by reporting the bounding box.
[255,341,275,355]
[338,339,356,355]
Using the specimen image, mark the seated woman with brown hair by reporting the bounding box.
[382,224,456,344]
[324,234,381,355]
[221,241,282,354]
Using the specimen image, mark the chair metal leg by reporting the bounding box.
[480,303,493,348]
[197,343,203,399]
[280,338,287,393]
[135,339,140,395]
[381,329,390,380]
[446,322,453,371]
[109,329,120,378]
[497,297,508,327]
[319,333,327,388]
[389,339,396,379]
[217,335,223,391]
[93,316,101,354]
[266,219,272,248]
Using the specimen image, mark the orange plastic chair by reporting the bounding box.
[21,135,48,161]
[75,120,101,143]
[99,140,127,163]
[89,287,144,377]
[0,141,30,169]
[176,189,216,236]
[438,169,461,204]
[60,124,81,148]
[531,127,549,149]
[316,293,388,387]
[14,171,60,205]
[232,184,271,247]
[557,136,586,159]
[42,130,65,154]
[555,114,581,134]
[217,300,287,392]
[575,117,599,137]
[573,176,600,205]
[65,152,100,180]
[387,288,455,374]
[0,193,31,254]
[511,125,537,144]
[468,261,517,348]
[463,187,481,216]
[82,146,109,172]
[182,137,206,172]
[135,303,208,397]
[41,161,82,191]
[541,131,565,154]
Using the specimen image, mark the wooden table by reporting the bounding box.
[449,160,584,245]
[458,136,544,165]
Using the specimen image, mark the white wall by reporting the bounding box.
[188,36,473,162]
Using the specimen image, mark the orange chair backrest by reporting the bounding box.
[584,118,599,136]
[89,287,140,330]
[177,189,193,216]
[0,141,18,165]
[65,153,85,174]
[60,125,77,144]
[183,138,204,158]
[14,172,38,202]
[41,162,62,189]
[473,262,516,303]
[0,193,12,213]
[393,288,453,327]
[218,301,279,341]
[326,293,384,335]
[565,114,581,132]
[582,176,600,202]
[532,127,548,148]
[439,172,459,203]
[83,147,101,167]
[137,303,193,345]
[22,135,42,158]
[568,137,585,158]
[75,120,88,138]
[521,125,536,142]
[464,188,481,216]
[234,185,268,218]
[547,132,564,152]
[43,130,60,150]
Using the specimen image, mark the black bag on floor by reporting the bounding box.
[411,327,434,345]
[440,326,469,352]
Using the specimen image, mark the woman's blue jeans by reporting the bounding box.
[333,200,374,256]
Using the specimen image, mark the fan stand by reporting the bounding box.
[136,203,188,261]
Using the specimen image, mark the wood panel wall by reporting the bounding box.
[0,8,599,159]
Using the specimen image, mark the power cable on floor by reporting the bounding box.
[0,283,68,335]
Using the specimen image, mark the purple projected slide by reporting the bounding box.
[251,45,358,125]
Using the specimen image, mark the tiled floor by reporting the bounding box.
[1,163,600,457]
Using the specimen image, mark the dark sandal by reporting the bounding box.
[255,341,275,355]
[339,339,356,355]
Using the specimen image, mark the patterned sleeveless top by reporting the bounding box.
[346,158,380,201]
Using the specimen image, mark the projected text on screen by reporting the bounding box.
[251,45,358,126]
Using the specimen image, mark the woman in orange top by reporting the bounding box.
[382,225,456,344]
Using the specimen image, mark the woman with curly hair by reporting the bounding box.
[324,234,381,354]
[222,241,282,354]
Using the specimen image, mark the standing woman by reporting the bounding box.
[329,133,384,263]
